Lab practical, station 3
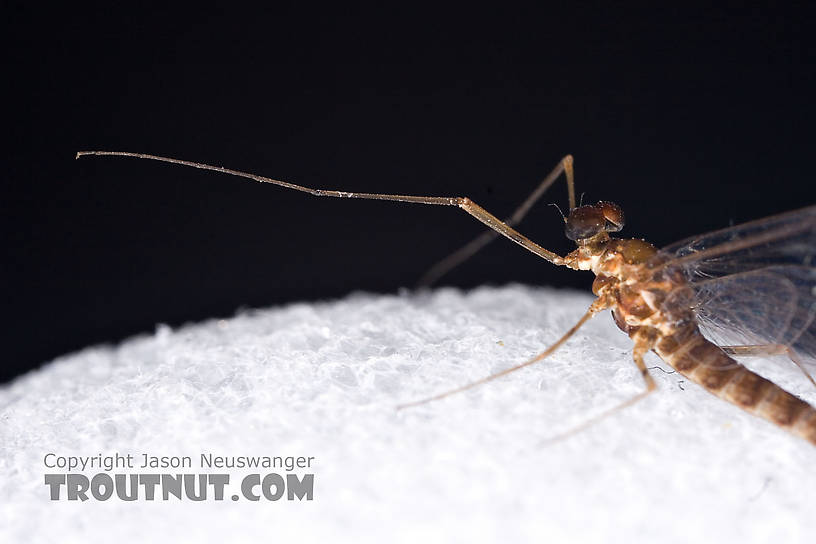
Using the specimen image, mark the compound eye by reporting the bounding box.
[565,206,605,241]
[597,201,625,232]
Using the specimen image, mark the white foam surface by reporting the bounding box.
[1,285,815,543]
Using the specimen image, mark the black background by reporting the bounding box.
[5,3,815,383]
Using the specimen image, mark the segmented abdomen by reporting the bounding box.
[654,324,816,445]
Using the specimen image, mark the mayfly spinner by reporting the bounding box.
[76,151,816,446]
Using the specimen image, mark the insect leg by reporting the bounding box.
[540,331,658,444]
[417,155,575,287]
[76,151,567,267]
[397,296,609,410]
[721,344,816,389]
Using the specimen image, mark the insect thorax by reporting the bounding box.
[565,236,690,336]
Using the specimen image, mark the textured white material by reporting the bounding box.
[2,285,815,543]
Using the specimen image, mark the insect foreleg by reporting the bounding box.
[418,155,575,287]
[75,151,566,267]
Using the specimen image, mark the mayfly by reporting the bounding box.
[76,151,816,446]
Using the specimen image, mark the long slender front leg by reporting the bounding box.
[397,296,610,410]
[76,151,566,266]
[418,155,575,286]
[721,344,816,389]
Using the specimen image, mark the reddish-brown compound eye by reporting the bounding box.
[565,205,606,241]
[598,201,625,232]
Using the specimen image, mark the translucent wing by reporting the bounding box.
[650,205,816,368]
